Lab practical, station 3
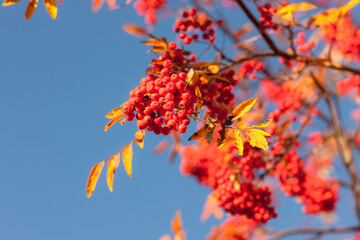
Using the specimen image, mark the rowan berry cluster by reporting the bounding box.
[271,143,338,214]
[238,60,264,80]
[323,17,360,63]
[173,8,222,44]
[134,0,167,25]
[200,70,237,122]
[122,43,198,135]
[257,2,288,32]
[207,216,256,240]
[181,137,277,223]
[294,31,315,53]
[337,75,360,94]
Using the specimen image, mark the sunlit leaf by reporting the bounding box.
[171,211,184,237]
[104,114,125,131]
[44,0,57,19]
[123,23,148,37]
[86,161,105,198]
[106,153,121,192]
[159,235,172,240]
[135,129,145,149]
[245,128,271,151]
[277,2,317,21]
[25,0,38,21]
[122,142,133,177]
[234,129,244,156]
[106,107,123,119]
[2,0,21,6]
[186,68,199,86]
[188,123,214,141]
[232,98,257,120]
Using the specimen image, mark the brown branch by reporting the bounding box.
[268,226,360,240]
[234,0,289,58]
[311,72,360,222]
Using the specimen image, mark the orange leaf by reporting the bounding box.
[92,0,104,12]
[105,107,123,119]
[86,161,105,198]
[171,211,185,239]
[135,130,145,149]
[159,235,172,240]
[59,0,62,4]
[106,153,121,192]
[201,194,224,222]
[2,0,21,6]
[153,140,169,154]
[104,114,125,131]
[25,0,38,21]
[122,142,133,177]
[123,23,148,37]
[106,0,119,10]
[44,0,57,19]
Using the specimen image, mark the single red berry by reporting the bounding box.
[178,124,187,133]
[179,33,187,39]
[184,36,192,44]
[189,8,197,15]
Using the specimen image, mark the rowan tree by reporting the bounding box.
[4,0,360,239]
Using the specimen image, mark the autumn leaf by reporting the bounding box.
[234,129,244,156]
[194,86,203,111]
[191,61,228,69]
[172,211,185,239]
[201,194,223,222]
[92,0,104,12]
[159,235,172,240]
[239,118,273,129]
[86,161,105,198]
[153,140,170,154]
[277,2,317,21]
[106,153,121,192]
[188,123,214,141]
[123,23,148,37]
[186,68,199,86]
[308,0,360,26]
[44,0,57,19]
[122,142,133,177]
[135,129,145,149]
[105,107,123,119]
[25,0,38,21]
[104,114,125,131]
[232,98,257,121]
[2,0,21,6]
[245,128,271,151]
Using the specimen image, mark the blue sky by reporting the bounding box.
[0,1,359,240]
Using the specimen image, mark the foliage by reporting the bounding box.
[4,0,360,239]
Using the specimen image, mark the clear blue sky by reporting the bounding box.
[0,1,359,240]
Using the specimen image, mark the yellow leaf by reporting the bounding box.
[208,65,220,74]
[123,23,148,37]
[86,161,105,198]
[2,0,21,6]
[340,0,360,14]
[135,129,145,149]
[106,153,121,192]
[186,68,199,86]
[104,114,125,131]
[234,129,244,156]
[194,86,203,111]
[122,143,133,177]
[277,2,317,21]
[106,107,123,119]
[239,118,273,129]
[25,0,38,21]
[44,0,57,19]
[245,128,271,151]
[232,98,257,120]
[191,61,228,69]
[188,123,214,141]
